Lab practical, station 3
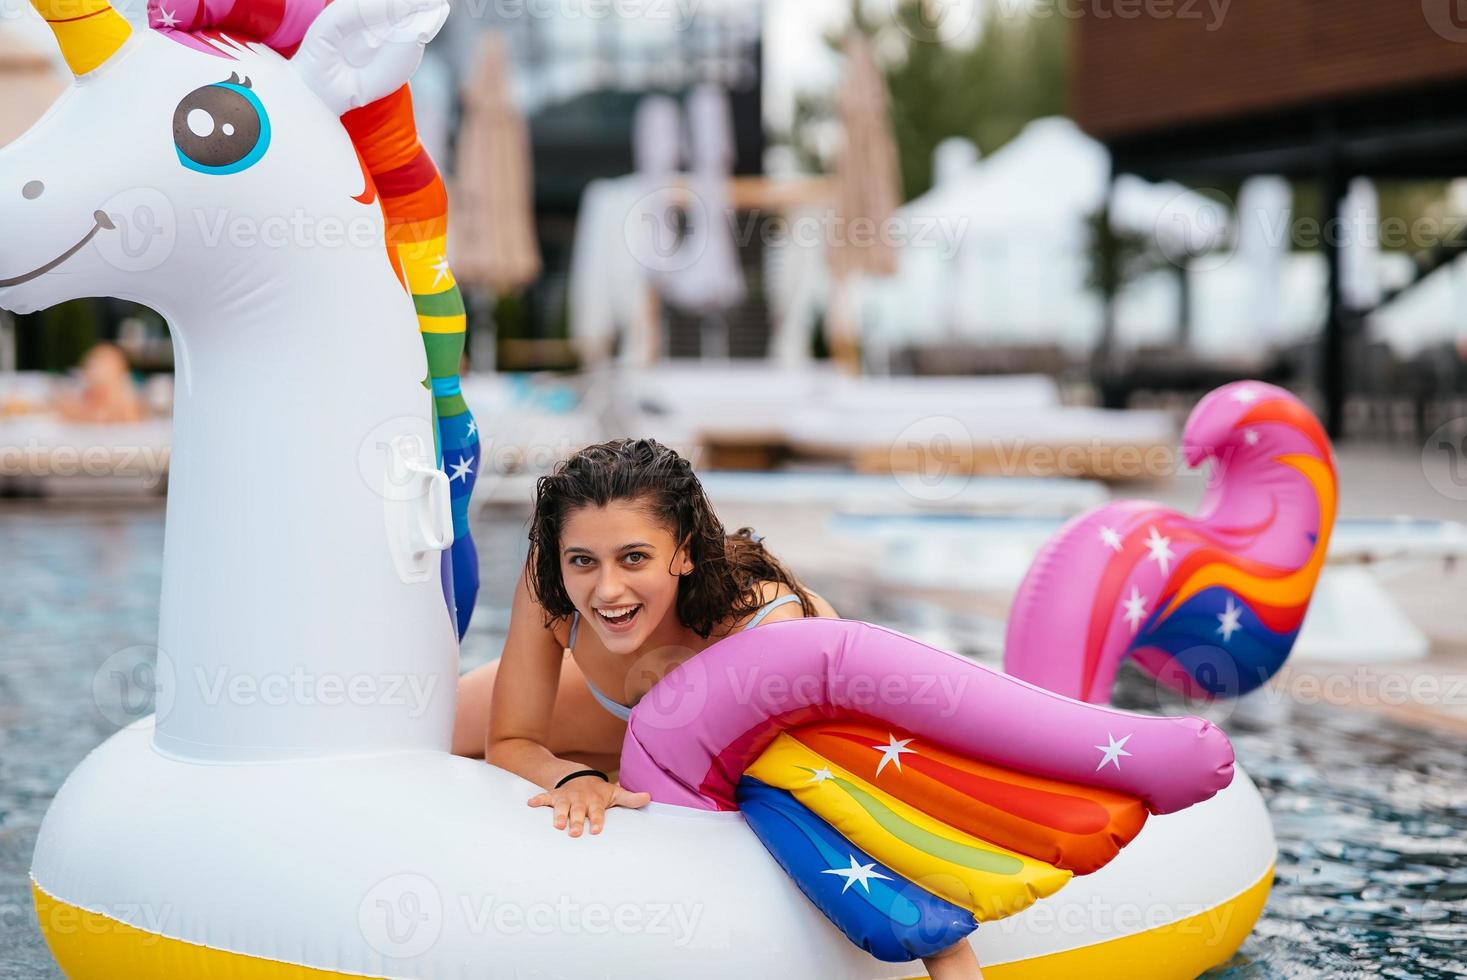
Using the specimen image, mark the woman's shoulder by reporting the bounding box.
[745,582,839,626]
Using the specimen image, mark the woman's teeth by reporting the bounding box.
[596,605,641,626]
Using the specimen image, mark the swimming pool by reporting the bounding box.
[1,502,1463,978]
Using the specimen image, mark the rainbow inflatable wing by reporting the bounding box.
[619,618,1235,961]
[1005,381,1337,703]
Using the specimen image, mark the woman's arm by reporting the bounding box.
[486,569,594,789]
[487,569,651,835]
[923,939,983,979]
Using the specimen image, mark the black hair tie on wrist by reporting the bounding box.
[555,769,610,790]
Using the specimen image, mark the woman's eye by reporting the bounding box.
[569,556,592,568]
[174,73,270,175]
[624,552,648,565]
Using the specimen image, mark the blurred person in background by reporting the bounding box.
[55,343,143,424]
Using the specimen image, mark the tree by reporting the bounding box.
[773,1,1071,204]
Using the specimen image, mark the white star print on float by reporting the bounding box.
[448,456,474,483]
[871,735,916,777]
[807,767,835,785]
[157,5,179,26]
[465,418,478,439]
[1122,587,1149,633]
[1099,526,1123,552]
[430,255,452,288]
[1217,597,1243,642]
[1144,526,1174,576]
[822,856,892,894]
[1094,733,1133,771]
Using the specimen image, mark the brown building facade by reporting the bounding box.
[1071,3,1467,437]
[1073,2,1467,179]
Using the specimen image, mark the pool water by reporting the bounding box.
[1,502,1463,978]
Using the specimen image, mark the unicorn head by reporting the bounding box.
[0,0,481,762]
[0,0,446,320]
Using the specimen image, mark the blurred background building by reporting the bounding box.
[4,0,1467,462]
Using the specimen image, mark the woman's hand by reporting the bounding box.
[528,777,652,837]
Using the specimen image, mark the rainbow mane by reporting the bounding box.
[151,0,482,637]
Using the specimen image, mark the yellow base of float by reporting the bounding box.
[971,865,1272,980]
[35,866,1271,980]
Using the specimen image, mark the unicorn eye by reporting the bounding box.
[173,74,270,175]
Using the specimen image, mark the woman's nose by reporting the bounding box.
[594,568,627,599]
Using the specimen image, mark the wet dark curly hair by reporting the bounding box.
[526,438,816,638]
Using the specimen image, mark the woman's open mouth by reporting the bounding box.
[0,210,115,288]
[594,603,643,633]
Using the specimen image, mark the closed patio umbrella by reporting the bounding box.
[451,31,541,369]
[827,32,901,371]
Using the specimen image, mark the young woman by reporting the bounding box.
[452,438,983,979]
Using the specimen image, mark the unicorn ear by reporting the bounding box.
[294,0,449,116]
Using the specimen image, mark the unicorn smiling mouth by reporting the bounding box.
[0,210,115,288]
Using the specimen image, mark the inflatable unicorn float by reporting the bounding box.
[1,0,1335,975]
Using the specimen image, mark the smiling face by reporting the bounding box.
[559,498,694,654]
